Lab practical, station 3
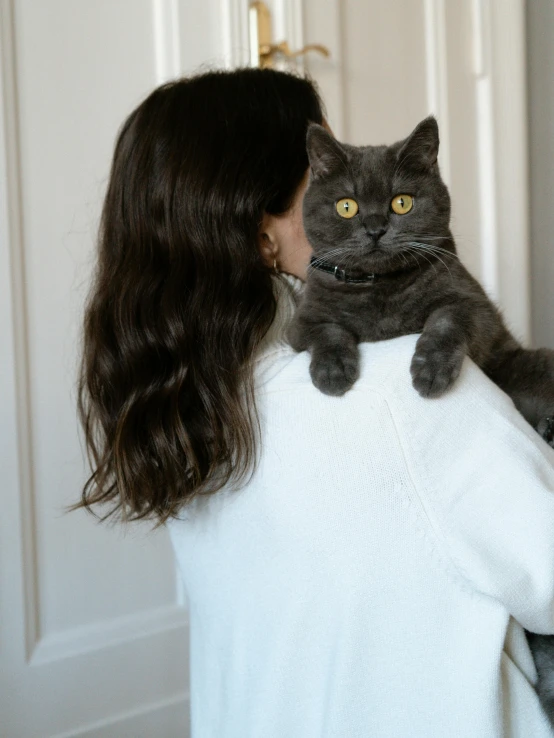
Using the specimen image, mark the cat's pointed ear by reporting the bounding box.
[397,116,439,170]
[306,123,346,178]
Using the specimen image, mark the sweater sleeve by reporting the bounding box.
[390,354,554,634]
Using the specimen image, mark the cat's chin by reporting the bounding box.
[314,247,417,275]
[352,251,410,274]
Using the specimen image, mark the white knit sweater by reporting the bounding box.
[167,272,554,737]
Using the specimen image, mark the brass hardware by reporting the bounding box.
[249,1,330,69]
[260,40,330,66]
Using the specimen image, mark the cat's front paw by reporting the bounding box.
[410,339,465,399]
[537,417,554,448]
[310,347,359,396]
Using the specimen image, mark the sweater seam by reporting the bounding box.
[376,392,485,599]
[381,381,551,614]
[261,379,484,599]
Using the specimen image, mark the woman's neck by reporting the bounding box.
[255,271,304,363]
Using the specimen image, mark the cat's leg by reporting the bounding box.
[309,323,359,396]
[524,631,554,728]
[486,347,554,446]
[289,319,359,396]
[410,306,469,398]
[287,314,309,353]
[537,417,554,448]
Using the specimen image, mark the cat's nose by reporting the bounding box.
[364,215,388,243]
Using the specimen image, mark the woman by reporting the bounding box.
[70,68,554,736]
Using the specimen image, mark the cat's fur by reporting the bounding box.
[287,117,554,725]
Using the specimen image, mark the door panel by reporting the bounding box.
[0,0,227,735]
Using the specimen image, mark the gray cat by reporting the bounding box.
[287,117,554,724]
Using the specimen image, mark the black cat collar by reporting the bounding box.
[309,255,394,284]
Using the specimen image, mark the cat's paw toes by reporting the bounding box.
[537,416,554,448]
[410,347,464,399]
[310,350,359,396]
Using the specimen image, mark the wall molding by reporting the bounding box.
[0,0,42,666]
[152,0,182,83]
[30,604,188,666]
[52,690,189,738]
[472,0,530,341]
[472,0,498,301]
[423,0,451,186]
[152,0,181,84]
[270,0,305,72]
[220,0,250,68]
[425,0,530,341]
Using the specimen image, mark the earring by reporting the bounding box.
[273,257,279,274]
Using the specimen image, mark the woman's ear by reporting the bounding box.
[258,214,279,267]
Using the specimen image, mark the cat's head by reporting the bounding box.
[303,117,451,273]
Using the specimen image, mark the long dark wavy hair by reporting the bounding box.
[66,68,324,529]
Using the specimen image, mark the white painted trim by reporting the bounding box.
[284,0,305,54]
[30,604,188,666]
[473,0,531,342]
[0,0,41,665]
[301,0,345,140]
[152,0,182,83]
[423,0,451,186]
[424,0,529,341]
[51,690,189,738]
[220,0,250,68]
[472,0,498,299]
[248,2,261,68]
[272,0,305,72]
[492,0,530,343]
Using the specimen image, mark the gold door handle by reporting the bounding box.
[260,41,330,66]
[249,2,330,69]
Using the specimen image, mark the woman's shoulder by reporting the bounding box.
[260,334,419,393]
[258,332,544,467]
[262,333,511,413]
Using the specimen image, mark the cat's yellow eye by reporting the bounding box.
[391,194,413,215]
[336,198,359,218]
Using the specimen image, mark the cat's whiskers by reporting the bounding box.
[402,245,439,277]
[414,231,476,249]
[398,238,458,260]
[406,242,455,285]
[310,239,457,282]
[311,247,349,263]
[417,244,458,259]
[389,245,420,272]
[397,250,411,269]
[401,235,459,255]
[311,247,351,265]
[309,247,353,273]
[405,235,451,242]
[408,241,456,262]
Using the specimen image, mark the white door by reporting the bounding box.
[0,1,241,736]
[1,1,530,736]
